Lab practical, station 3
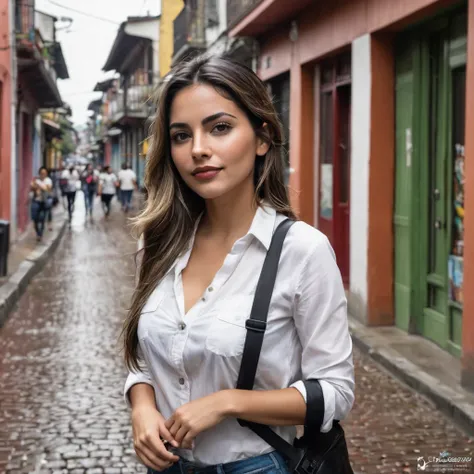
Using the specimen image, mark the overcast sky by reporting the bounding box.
[35,0,161,125]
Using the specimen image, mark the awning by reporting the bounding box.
[18,58,63,108]
[229,0,313,37]
[43,117,62,140]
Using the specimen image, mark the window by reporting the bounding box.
[206,0,219,27]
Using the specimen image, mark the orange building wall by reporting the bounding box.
[461,0,474,391]
[0,0,12,222]
[259,0,459,82]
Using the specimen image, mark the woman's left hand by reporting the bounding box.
[165,391,232,449]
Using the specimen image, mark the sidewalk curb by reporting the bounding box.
[0,218,67,328]
[349,318,474,436]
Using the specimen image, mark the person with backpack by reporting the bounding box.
[81,163,99,219]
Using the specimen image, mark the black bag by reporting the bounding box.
[236,219,354,474]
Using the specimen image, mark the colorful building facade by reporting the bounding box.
[231,0,474,391]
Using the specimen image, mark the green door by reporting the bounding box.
[394,13,466,356]
[394,42,415,332]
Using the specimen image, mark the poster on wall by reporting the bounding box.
[320,164,333,220]
[448,255,463,304]
[449,143,465,304]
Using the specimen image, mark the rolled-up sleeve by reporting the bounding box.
[290,236,355,432]
[123,345,154,409]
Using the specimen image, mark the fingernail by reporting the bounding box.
[172,440,179,447]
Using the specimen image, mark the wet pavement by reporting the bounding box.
[0,192,472,474]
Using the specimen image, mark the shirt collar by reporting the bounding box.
[247,204,277,251]
[172,204,277,278]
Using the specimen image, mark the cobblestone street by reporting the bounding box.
[0,197,472,474]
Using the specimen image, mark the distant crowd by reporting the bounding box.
[30,163,138,242]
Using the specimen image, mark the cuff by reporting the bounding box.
[290,380,307,402]
[319,380,336,433]
[290,380,335,433]
[124,372,154,409]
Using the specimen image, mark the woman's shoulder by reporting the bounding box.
[276,214,331,261]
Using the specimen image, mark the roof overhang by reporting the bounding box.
[103,16,159,73]
[18,58,63,108]
[52,42,69,79]
[229,0,313,37]
[94,77,118,92]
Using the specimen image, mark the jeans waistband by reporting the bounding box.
[178,452,288,474]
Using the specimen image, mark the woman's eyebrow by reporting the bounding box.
[169,112,237,130]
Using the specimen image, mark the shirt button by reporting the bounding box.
[179,378,185,386]
[208,287,214,292]
[179,323,186,330]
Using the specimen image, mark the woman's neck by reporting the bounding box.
[200,182,258,242]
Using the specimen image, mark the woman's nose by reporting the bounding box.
[191,132,211,160]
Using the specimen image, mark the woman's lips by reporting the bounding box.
[193,169,222,180]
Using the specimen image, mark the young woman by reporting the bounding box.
[81,163,99,218]
[30,167,53,242]
[98,166,118,218]
[61,165,80,223]
[122,56,354,474]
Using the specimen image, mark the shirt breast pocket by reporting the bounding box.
[205,297,253,357]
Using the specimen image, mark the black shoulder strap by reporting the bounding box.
[236,218,302,464]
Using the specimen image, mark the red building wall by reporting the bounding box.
[0,0,12,222]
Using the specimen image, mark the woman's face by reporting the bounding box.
[169,84,269,201]
[39,169,48,179]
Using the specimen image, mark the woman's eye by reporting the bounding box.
[212,123,231,134]
[172,132,189,143]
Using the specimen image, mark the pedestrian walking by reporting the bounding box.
[61,165,80,223]
[30,166,53,242]
[118,163,137,212]
[81,163,99,219]
[99,166,118,218]
[122,56,354,474]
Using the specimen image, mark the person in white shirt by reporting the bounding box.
[60,166,80,223]
[30,167,53,242]
[122,56,354,474]
[118,163,137,213]
[98,166,118,218]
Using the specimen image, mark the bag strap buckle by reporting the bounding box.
[245,319,267,333]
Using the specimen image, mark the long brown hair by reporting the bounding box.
[123,55,296,371]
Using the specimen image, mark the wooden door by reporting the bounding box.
[319,55,351,285]
[394,12,466,355]
[334,85,351,285]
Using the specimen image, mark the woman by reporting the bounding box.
[122,56,354,474]
[61,165,80,223]
[30,167,53,242]
[99,166,118,218]
[81,163,99,218]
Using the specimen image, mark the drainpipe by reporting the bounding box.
[9,0,17,240]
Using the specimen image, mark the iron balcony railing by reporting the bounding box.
[227,0,262,29]
[107,72,157,123]
[173,4,206,58]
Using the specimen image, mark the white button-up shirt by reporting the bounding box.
[124,205,354,466]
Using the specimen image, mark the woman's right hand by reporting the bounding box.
[132,405,180,471]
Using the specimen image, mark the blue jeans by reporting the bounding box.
[121,189,133,210]
[31,200,47,238]
[147,452,289,474]
[84,189,96,215]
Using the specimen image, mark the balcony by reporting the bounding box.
[173,4,206,64]
[227,0,262,29]
[107,73,156,125]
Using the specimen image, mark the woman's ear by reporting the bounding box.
[256,123,271,157]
